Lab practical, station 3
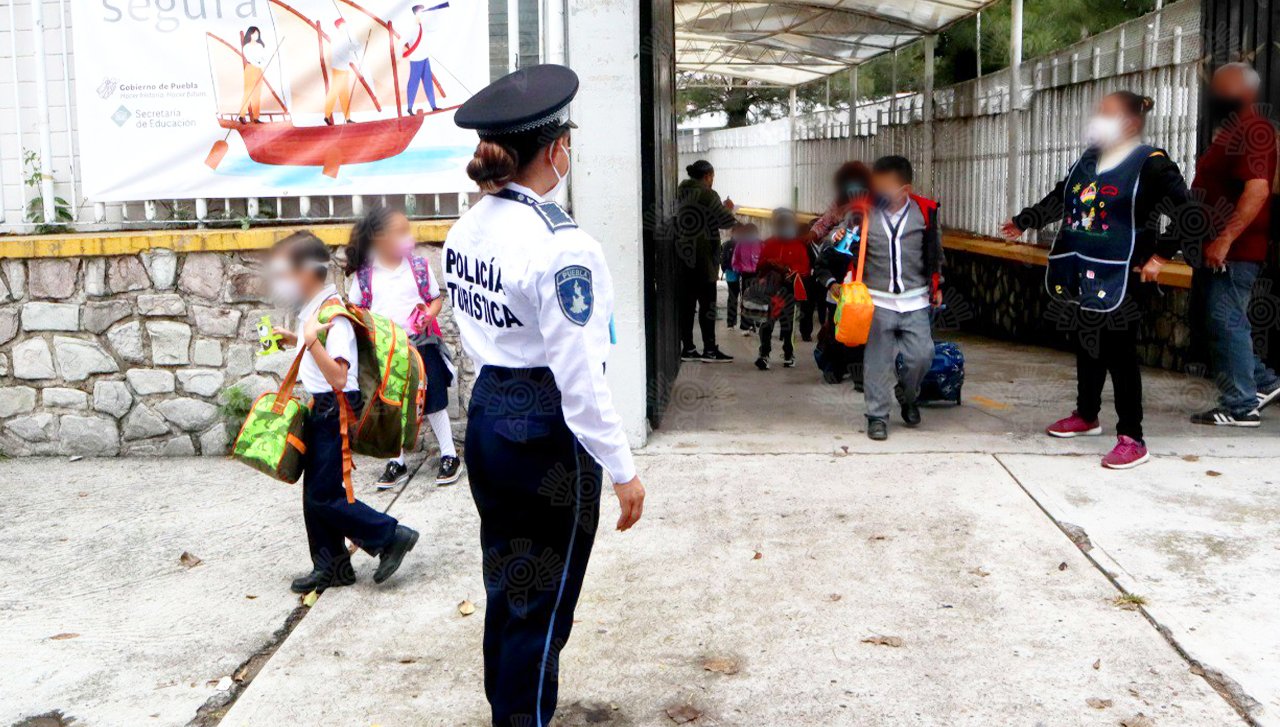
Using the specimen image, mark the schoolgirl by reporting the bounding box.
[346,207,461,489]
[266,231,418,593]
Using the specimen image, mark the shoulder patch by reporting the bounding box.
[534,202,578,233]
[554,265,593,326]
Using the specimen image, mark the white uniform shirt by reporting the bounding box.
[347,257,439,331]
[243,41,267,68]
[296,285,360,394]
[404,23,431,62]
[443,183,636,484]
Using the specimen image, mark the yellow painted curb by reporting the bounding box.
[0,220,455,259]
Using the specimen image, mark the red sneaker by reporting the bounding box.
[1046,412,1102,438]
[1102,435,1150,470]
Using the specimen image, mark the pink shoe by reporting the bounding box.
[1102,435,1150,470]
[1046,412,1102,438]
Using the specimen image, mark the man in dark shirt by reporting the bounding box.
[1189,63,1280,427]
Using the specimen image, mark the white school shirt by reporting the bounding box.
[404,23,431,62]
[296,285,360,394]
[442,182,636,485]
[347,256,440,331]
[869,200,931,314]
[243,42,267,68]
[331,33,360,72]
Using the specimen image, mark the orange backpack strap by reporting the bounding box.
[336,391,356,504]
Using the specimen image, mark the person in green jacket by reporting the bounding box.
[676,160,738,362]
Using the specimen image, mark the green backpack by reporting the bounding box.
[232,299,426,502]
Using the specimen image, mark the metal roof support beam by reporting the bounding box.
[1006,0,1024,216]
[921,35,936,195]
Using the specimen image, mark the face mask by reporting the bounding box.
[844,183,866,201]
[548,139,571,200]
[873,187,906,209]
[1085,115,1125,148]
[1206,94,1244,122]
[777,225,798,239]
[396,235,416,259]
[270,277,304,309]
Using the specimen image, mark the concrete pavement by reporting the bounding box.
[2,324,1276,726]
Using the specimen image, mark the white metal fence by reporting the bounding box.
[0,0,554,235]
[679,0,1202,242]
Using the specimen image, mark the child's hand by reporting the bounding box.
[272,327,297,349]
[302,313,334,349]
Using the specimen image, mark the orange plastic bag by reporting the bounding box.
[834,211,874,347]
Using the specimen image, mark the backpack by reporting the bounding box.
[355,256,444,337]
[895,342,965,406]
[741,269,787,325]
[317,298,427,501]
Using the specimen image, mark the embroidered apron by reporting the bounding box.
[1045,144,1152,313]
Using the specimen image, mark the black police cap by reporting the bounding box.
[455,64,579,137]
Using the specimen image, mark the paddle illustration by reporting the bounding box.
[205,37,285,170]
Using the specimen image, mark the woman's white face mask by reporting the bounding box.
[1085,115,1127,149]
[547,138,571,200]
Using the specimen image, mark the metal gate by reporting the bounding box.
[640,0,680,428]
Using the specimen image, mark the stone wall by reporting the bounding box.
[944,250,1196,372]
[0,244,470,457]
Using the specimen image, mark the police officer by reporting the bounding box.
[445,64,646,727]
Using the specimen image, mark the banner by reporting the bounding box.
[70,0,489,201]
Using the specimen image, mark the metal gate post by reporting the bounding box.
[922,35,936,196]
[1005,0,1024,217]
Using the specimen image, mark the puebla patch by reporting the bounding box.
[555,265,594,326]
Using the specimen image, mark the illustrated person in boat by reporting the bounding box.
[325,17,362,126]
[1000,91,1192,470]
[403,3,450,115]
[238,25,267,124]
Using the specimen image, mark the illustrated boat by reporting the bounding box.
[205,0,459,177]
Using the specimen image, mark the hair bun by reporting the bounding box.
[467,140,519,194]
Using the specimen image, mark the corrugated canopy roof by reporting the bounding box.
[676,0,997,86]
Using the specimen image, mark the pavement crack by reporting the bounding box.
[991,453,1263,727]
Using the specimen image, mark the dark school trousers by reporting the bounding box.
[1074,310,1144,442]
[302,391,398,570]
[465,366,603,727]
[758,300,796,359]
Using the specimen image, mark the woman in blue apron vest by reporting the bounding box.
[1002,91,1190,469]
[444,64,646,727]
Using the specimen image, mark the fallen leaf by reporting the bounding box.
[398,658,417,664]
[1085,697,1113,709]
[1058,562,1069,571]
[752,551,763,560]
[302,591,319,607]
[1205,470,1221,477]
[868,534,889,542]
[702,656,740,675]
[458,599,476,616]
[861,635,903,648]
[1092,659,1101,670]
[245,595,258,600]
[1181,454,1199,462]
[1120,714,1155,727]
[969,567,990,577]
[179,551,202,568]
[48,633,80,640]
[665,704,703,723]
[233,665,249,682]
[827,593,842,602]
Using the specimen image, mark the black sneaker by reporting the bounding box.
[867,418,889,441]
[376,460,410,491]
[436,455,462,486]
[702,348,734,363]
[374,525,419,584]
[783,356,796,368]
[901,401,921,427]
[1257,383,1280,412]
[1189,407,1262,427]
[681,347,702,362]
[290,559,356,594]
[754,357,770,371]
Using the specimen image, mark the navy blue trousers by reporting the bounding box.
[407,59,437,112]
[303,392,398,569]
[465,367,602,727]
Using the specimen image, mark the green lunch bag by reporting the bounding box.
[231,351,310,484]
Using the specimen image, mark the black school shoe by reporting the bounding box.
[681,347,702,362]
[374,525,419,584]
[1189,407,1262,427]
[290,559,356,594]
[867,417,889,441]
[436,456,462,486]
[702,348,734,363]
[901,401,921,427]
[376,460,410,491]
[755,357,770,371]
